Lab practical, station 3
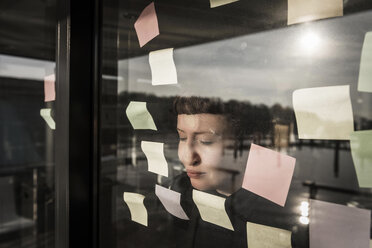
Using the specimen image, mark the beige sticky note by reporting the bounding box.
[141,141,168,177]
[149,48,178,85]
[123,192,147,226]
[293,85,354,140]
[126,101,157,130]
[40,108,55,130]
[247,222,292,248]
[358,32,372,93]
[44,74,55,102]
[370,240,372,248]
[210,0,239,8]
[192,189,234,231]
[350,130,372,188]
[288,0,343,25]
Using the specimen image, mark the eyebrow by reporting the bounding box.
[177,128,222,136]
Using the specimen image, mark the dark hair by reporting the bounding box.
[173,96,242,140]
[174,96,225,115]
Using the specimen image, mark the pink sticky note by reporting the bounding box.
[134,2,159,47]
[242,144,296,207]
[44,74,55,102]
[155,185,189,220]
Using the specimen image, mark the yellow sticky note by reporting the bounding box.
[288,0,343,25]
[149,48,178,85]
[358,32,372,93]
[210,0,239,8]
[192,189,234,231]
[293,85,354,140]
[40,108,55,130]
[247,222,292,248]
[141,141,168,177]
[126,101,157,130]
[350,130,372,188]
[123,192,148,226]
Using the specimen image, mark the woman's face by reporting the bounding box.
[177,114,233,192]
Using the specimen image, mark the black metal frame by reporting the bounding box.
[55,0,101,246]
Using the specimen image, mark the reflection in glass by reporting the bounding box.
[175,96,244,195]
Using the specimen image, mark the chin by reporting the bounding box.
[190,179,213,191]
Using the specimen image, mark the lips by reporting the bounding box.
[186,170,206,179]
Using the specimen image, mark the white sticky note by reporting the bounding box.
[149,48,178,85]
[192,189,234,231]
[40,108,55,130]
[141,141,168,177]
[155,185,189,220]
[247,222,292,248]
[358,32,372,93]
[293,85,354,140]
[288,0,343,25]
[210,0,239,8]
[123,192,148,226]
[125,101,157,130]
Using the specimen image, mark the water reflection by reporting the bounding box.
[299,201,310,225]
[116,91,372,189]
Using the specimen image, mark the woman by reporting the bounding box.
[174,96,245,196]
[171,96,248,248]
[171,96,299,248]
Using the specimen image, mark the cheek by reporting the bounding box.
[199,145,224,168]
[177,142,185,163]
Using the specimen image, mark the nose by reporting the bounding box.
[179,140,201,166]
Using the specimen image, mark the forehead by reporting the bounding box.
[177,114,227,133]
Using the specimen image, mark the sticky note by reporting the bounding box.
[141,141,168,177]
[155,185,189,220]
[40,108,55,130]
[288,0,343,25]
[310,200,370,248]
[247,222,292,248]
[44,74,55,102]
[134,2,159,47]
[210,0,239,8]
[242,144,295,207]
[149,48,178,85]
[192,189,234,231]
[350,130,372,188]
[123,192,148,226]
[125,101,157,130]
[358,32,372,93]
[293,85,354,140]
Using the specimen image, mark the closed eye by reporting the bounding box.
[200,140,213,145]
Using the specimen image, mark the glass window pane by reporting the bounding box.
[100,1,372,247]
[0,1,56,247]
